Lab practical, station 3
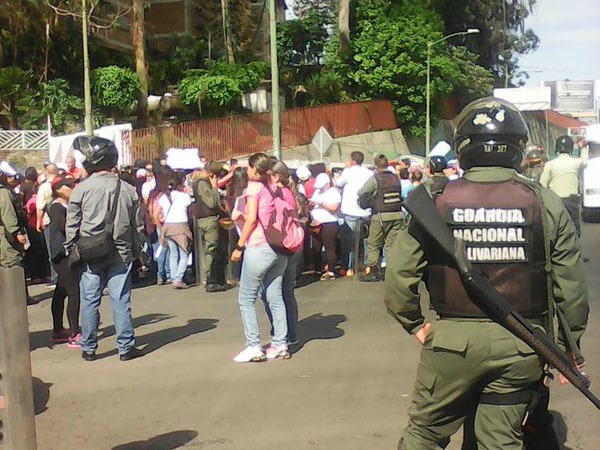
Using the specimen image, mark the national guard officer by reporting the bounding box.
[357,154,403,282]
[384,97,589,449]
[0,169,26,268]
[192,161,229,293]
[540,135,584,236]
[425,155,450,194]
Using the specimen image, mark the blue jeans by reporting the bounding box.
[238,244,288,347]
[342,215,369,270]
[263,249,301,342]
[153,229,170,280]
[79,260,135,355]
[167,239,188,282]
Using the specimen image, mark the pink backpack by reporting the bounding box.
[259,186,305,255]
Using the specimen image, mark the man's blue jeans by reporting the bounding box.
[238,244,288,347]
[341,216,369,271]
[79,260,135,355]
[167,239,188,282]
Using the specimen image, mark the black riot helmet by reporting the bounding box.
[526,148,543,167]
[72,136,119,174]
[555,135,574,154]
[428,156,448,174]
[454,97,529,170]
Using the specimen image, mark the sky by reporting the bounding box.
[519,0,600,86]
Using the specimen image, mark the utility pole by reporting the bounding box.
[269,0,281,160]
[82,0,93,135]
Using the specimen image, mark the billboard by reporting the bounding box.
[494,87,552,111]
[544,80,596,111]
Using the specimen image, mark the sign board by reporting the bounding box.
[311,126,334,159]
[544,80,595,111]
[165,148,203,170]
[494,87,552,111]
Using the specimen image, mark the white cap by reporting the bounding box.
[313,172,331,189]
[296,164,311,181]
[0,161,17,176]
[136,168,148,178]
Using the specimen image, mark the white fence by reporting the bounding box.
[0,130,50,151]
[0,125,133,167]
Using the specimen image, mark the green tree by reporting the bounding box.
[19,78,83,133]
[91,66,140,119]
[178,60,266,116]
[332,0,492,136]
[432,0,539,86]
[0,66,32,129]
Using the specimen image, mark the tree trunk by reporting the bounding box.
[221,0,234,63]
[338,0,350,56]
[132,0,149,128]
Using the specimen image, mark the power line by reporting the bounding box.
[520,65,600,78]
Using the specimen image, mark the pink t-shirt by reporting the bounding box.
[279,186,295,208]
[244,181,274,247]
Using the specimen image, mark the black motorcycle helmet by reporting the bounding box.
[428,155,448,174]
[454,97,529,170]
[72,136,119,174]
[555,135,574,154]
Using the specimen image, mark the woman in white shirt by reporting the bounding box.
[155,173,192,289]
[310,173,341,281]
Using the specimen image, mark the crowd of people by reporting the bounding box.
[0,140,463,361]
[0,130,582,362]
[0,96,593,449]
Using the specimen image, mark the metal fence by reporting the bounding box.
[0,130,50,151]
[121,100,397,163]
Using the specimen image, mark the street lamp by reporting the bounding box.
[426,28,480,156]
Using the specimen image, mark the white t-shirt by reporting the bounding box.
[335,165,373,217]
[311,187,341,224]
[158,191,192,224]
[36,180,53,226]
[141,178,156,202]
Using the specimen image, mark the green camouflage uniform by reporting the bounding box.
[0,186,24,268]
[384,167,589,450]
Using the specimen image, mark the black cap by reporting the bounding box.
[51,177,75,193]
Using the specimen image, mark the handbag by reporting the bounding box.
[76,180,121,264]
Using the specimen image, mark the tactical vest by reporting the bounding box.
[427,178,548,318]
[373,172,402,213]
[193,178,220,219]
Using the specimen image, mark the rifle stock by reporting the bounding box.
[404,185,600,411]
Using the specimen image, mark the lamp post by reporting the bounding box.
[426,28,480,156]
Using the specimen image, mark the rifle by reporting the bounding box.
[403,184,600,410]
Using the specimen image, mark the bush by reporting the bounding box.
[179,75,242,115]
[178,60,267,116]
[92,65,140,116]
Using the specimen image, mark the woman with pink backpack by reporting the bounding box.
[230,153,289,362]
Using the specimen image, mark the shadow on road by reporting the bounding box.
[95,318,219,359]
[29,313,174,352]
[111,430,199,450]
[551,410,575,450]
[32,377,52,415]
[291,313,346,355]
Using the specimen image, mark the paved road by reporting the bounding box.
[28,223,600,450]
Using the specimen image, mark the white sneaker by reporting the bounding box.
[233,346,266,363]
[266,344,290,360]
